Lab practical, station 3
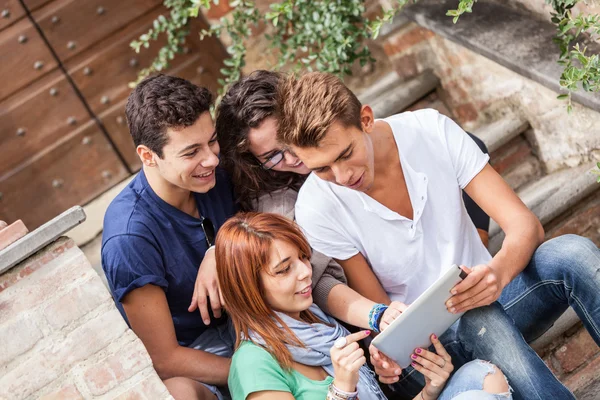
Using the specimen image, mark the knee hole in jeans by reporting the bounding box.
[481,363,511,395]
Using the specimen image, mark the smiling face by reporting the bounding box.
[247,117,311,175]
[260,239,313,319]
[291,119,376,192]
[151,111,220,193]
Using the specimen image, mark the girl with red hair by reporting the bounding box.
[216,212,511,400]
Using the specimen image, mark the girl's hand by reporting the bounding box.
[330,330,370,393]
[411,334,454,400]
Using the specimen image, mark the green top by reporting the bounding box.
[229,341,334,400]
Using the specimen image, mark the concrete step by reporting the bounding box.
[472,114,529,153]
[358,70,440,118]
[489,162,600,253]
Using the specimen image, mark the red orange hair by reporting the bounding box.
[215,212,322,369]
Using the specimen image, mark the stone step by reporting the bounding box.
[403,0,600,112]
[472,114,529,153]
[489,162,599,254]
[358,70,440,118]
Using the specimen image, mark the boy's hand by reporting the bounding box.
[446,264,506,313]
[188,248,224,324]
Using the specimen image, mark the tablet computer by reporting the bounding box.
[371,264,467,368]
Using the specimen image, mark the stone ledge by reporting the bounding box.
[489,162,599,252]
[473,114,529,154]
[403,0,600,113]
[0,206,86,275]
[359,70,440,118]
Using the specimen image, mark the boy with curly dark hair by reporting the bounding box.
[102,74,236,400]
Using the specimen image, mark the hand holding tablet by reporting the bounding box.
[371,264,466,368]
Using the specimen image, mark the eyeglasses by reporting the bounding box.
[201,217,215,248]
[260,148,299,170]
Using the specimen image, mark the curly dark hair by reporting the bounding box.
[125,74,213,158]
[216,70,304,211]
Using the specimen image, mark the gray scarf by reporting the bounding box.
[249,304,387,400]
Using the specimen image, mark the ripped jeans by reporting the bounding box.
[439,360,511,400]
[390,302,574,400]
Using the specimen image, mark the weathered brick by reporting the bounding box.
[39,384,83,400]
[392,53,419,81]
[554,328,600,374]
[83,339,153,395]
[454,102,479,124]
[0,313,43,367]
[383,26,435,57]
[0,351,58,399]
[0,238,75,293]
[49,309,128,368]
[547,191,600,247]
[43,275,111,330]
[0,246,95,322]
[112,374,170,400]
[564,354,600,397]
[0,219,28,251]
[490,136,533,175]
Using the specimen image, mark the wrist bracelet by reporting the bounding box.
[327,383,358,400]
[368,303,388,333]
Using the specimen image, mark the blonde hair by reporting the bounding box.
[277,72,362,148]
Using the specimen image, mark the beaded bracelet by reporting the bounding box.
[368,303,389,333]
[327,383,358,400]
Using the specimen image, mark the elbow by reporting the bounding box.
[152,354,177,380]
[532,214,545,246]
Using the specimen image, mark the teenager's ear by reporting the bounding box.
[137,145,157,167]
[360,105,375,133]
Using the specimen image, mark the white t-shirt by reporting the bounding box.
[295,109,492,304]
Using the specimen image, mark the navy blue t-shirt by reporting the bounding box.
[101,168,237,346]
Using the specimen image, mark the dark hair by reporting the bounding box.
[125,74,213,158]
[216,70,304,211]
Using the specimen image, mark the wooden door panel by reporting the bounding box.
[0,120,129,229]
[65,7,224,115]
[0,17,58,101]
[99,99,141,172]
[0,70,91,173]
[21,0,53,12]
[32,0,162,63]
[0,0,26,31]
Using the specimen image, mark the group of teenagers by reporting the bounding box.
[101,70,600,400]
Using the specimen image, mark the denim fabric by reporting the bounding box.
[189,319,236,400]
[439,360,512,400]
[500,234,600,345]
[390,302,574,400]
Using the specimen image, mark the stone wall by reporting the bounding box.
[0,235,170,400]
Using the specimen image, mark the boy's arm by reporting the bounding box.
[447,164,544,313]
[122,284,230,385]
[325,253,397,329]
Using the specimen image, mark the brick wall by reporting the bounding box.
[0,237,170,400]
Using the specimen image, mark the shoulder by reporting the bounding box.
[229,342,292,398]
[103,174,156,240]
[384,109,445,141]
[232,341,283,369]
[256,189,298,219]
[296,174,337,215]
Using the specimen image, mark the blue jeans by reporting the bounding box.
[500,234,600,345]
[189,318,236,400]
[390,302,573,400]
[439,360,512,400]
